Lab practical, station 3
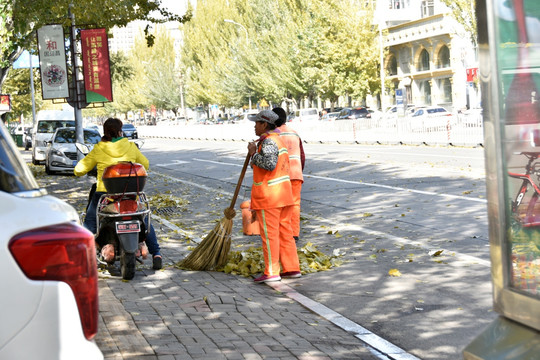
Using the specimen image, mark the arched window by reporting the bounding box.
[388,55,398,76]
[437,46,450,69]
[417,49,430,71]
[438,78,452,103]
[419,80,431,105]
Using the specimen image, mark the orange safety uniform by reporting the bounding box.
[251,131,300,277]
[277,124,304,237]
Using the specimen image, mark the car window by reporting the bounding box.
[37,120,75,133]
[0,123,43,194]
[303,109,318,116]
[54,129,75,144]
[351,108,368,116]
[84,130,101,144]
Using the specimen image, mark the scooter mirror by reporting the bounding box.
[132,139,145,149]
[75,142,91,155]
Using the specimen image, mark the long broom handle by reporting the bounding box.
[228,152,251,210]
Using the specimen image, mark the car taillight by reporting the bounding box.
[8,223,99,340]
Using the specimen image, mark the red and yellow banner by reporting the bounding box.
[81,28,113,103]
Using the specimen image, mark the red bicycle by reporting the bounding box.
[509,152,540,227]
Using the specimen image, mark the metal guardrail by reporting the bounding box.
[138,113,484,147]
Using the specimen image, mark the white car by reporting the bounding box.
[293,108,319,122]
[0,121,103,360]
[409,106,454,131]
[45,127,101,175]
[32,109,76,165]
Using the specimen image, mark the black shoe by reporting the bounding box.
[153,255,162,270]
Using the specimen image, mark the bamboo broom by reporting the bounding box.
[179,152,251,270]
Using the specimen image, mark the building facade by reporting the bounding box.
[379,0,479,112]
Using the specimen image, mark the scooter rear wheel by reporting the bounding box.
[120,249,136,280]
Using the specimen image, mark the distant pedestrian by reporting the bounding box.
[247,110,301,283]
[273,107,304,241]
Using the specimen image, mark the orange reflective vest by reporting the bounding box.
[278,124,303,182]
[251,132,294,210]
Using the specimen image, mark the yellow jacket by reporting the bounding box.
[74,138,149,192]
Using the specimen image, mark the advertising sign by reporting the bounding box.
[37,25,69,99]
[466,67,478,82]
[81,28,113,103]
[0,94,11,112]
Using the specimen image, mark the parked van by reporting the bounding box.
[32,108,75,165]
[292,108,319,122]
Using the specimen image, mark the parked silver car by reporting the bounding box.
[45,127,101,175]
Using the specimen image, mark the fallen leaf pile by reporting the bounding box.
[149,193,190,213]
[28,163,45,178]
[204,242,344,277]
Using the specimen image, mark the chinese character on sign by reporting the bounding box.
[46,41,57,51]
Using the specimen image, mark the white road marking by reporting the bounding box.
[306,174,487,203]
[155,160,190,167]
[349,148,481,160]
[193,158,244,167]
[267,281,420,360]
[190,158,487,203]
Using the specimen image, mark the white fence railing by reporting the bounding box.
[138,113,484,147]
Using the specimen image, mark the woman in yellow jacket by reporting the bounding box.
[247,110,301,283]
[74,118,162,269]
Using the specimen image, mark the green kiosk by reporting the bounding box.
[464,0,540,358]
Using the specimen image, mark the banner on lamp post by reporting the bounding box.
[81,28,113,103]
[0,94,11,112]
[37,24,69,99]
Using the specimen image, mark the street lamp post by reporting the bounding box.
[224,19,252,110]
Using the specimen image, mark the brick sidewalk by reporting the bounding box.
[35,170,381,360]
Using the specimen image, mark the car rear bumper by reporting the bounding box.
[0,282,103,360]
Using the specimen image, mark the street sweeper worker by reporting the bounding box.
[74,117,163,270]
[247,110,301,283]
[272,107,304,242]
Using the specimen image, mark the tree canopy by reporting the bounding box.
[0,0,191,90]
[180,0,380,110]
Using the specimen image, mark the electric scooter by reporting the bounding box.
[76,142,151,280]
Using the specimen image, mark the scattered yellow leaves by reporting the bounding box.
[388,268,402,277]
[431,250,444,257]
